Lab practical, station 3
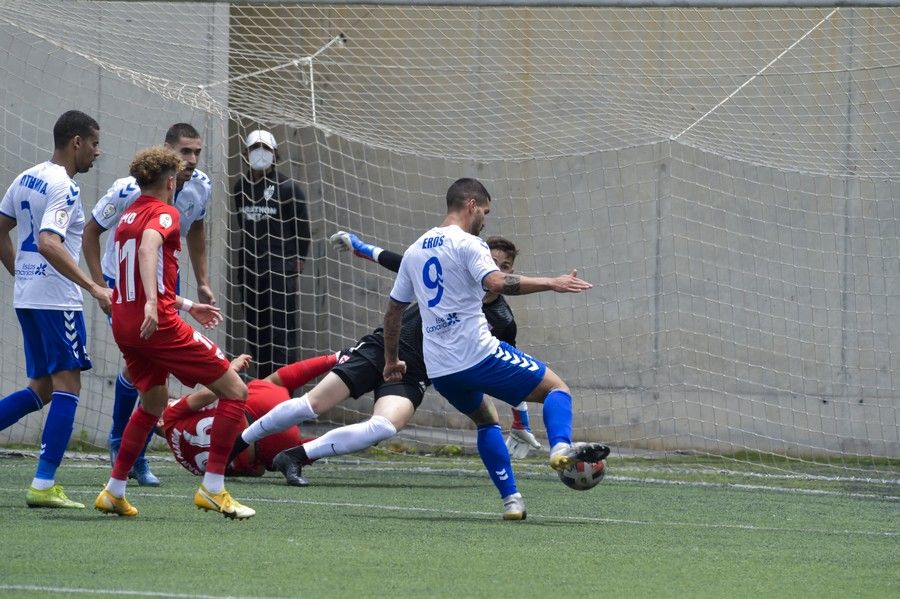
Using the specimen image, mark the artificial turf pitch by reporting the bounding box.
[0,454,897,598]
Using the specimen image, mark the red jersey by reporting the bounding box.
[162,380,313,476]
[111,195,181,343]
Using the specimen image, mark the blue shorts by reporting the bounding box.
[432,341,546,415]
[16,308,92,379]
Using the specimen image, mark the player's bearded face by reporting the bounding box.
[469,200,489,235]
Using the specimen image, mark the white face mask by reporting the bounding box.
[248,148,274,171]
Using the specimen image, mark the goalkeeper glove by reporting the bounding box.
[506,427,543,459]
[328,230,379,262]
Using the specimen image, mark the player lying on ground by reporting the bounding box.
[329,230,542,459]
[158,352,336,482]
[93,146,252,520]
[383,178,610,520]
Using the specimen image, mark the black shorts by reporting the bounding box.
[331,334,429,409]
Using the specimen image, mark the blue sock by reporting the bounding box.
[542,388,573,448]
[34,391,78,481]
[0,387,43,432]
[477,423,517,498]
[109,372,138,443]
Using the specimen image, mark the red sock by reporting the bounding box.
[275,354,337,392]
[512,408,524,429]
[206,398,246,475]
[112,406,158,480]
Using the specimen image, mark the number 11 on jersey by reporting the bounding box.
[115,238,136,302]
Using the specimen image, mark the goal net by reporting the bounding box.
[0,1,897,484]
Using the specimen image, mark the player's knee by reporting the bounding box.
[368,414,397,441]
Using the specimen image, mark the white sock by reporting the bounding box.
[514,401,528,411]
[305,415,397,461]
[31,477,54,491]
[105,477,127,498]
[242,393,318,443]
[202,472,225,494]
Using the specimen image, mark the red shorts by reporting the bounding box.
[118,319,229,392]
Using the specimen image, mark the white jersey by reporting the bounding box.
[0,161,86,310]
[390,224,500,378]
[93,169,211,279]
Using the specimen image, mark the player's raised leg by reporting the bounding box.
[520,365,610,471]
[229,371,351,463]
[272,392,414,486]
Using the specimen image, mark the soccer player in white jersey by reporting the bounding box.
[0,110,112,508]
[83,123,214,486]
[383,178,609,519]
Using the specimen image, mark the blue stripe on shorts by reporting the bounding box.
[432,341,546,415]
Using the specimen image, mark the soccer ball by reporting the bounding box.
[558,459,607,491]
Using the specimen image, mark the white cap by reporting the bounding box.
[245,129,277,151]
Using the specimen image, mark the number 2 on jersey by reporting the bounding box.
[114,238,137,302]
[422,256,444,307]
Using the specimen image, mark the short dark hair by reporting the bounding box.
[164,122,200,145]
[53,110,99,150]
[486,236,518,259]
[446,178,491,211]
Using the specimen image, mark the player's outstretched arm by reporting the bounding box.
[0,215,17,276]
[176,296,222,329]
[329,230,403,272]
[483,269,592,296]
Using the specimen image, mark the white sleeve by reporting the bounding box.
[389,257,415,304]
[466,236,500,288]
[0,180,16,219]
[39,179,78,240]
[92,177,140,230]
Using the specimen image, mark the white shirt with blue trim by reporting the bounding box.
[93,169,211,279]
[390,224,500,378]
[0,161,86,310]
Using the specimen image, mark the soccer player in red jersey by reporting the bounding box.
[160,352,336,484]
[94,146,253,519]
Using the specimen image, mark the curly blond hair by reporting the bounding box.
[129,146,184,189]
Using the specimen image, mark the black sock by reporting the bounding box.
[227,435,249,466]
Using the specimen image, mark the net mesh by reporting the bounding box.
[0,2,897,481]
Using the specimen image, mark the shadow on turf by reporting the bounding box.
[226,476,482,491]
[347,512,582,527]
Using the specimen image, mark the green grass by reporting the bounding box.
[0,454,897,599]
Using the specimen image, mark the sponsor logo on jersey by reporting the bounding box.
[160,213,173,229]
[425,312,460,334]
[55,209,69,227]
[15,263,48,278]
[102,204,117,220]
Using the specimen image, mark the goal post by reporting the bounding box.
[0,1,897,482]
